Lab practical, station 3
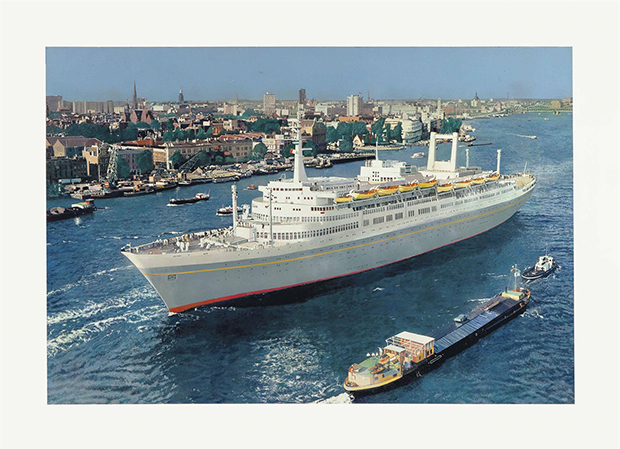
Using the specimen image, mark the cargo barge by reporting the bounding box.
[47,200,96,222]
[343,287,530,396]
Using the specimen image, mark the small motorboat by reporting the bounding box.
[246,184,258,190]
[216,206,243,216]
[522,250,557,281]
[411,152,424,159]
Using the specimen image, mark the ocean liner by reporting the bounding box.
[122,119,535,313]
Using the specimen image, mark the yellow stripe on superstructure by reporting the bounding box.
[146,191,533,277]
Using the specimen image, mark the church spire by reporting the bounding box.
[133,81,138,109]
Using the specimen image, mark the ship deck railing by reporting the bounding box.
[124,226,261,255]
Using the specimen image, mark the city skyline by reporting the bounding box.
[46,47,572,103]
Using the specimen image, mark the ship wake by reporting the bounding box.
[314,392,354,404]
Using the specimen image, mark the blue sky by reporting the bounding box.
[46,47,572,102]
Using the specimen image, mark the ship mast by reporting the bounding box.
[232,184,238,232]
[268,186,273,243]
[293,105,308,183]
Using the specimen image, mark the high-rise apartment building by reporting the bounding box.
[179,89,184,104]
[46,96,63,112]
[347,95,362,116]
[263,92,276,115]
[299,88,306,105]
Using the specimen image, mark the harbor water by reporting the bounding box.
[47,112,574,404]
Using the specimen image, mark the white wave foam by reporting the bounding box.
[315,392,354,404]
[47,288,163,357]
[47,266,133,298]
[524,309,544,319]
[373,287,384,292]
[467,297,491,303]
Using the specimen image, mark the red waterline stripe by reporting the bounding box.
[168,218,508,313]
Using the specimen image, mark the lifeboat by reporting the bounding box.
[455,180,472,189]
[335,195,353,203]
[398,183,418,193]
[419,179,437,189]
[351,189,377,200]
[486,173,500,183]
[471,177,485,185]
[437,183,453,193]
[377,185,399,196]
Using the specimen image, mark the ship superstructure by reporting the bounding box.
[123,115,536,313]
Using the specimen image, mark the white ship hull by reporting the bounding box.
[123,179,534,312]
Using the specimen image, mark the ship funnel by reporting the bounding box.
[293,106,308,183]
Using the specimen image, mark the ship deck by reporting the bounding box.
[434,295,522,353]
[123,173,533,257]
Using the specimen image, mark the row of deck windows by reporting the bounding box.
[253,211,359,223]
[256,221,359,240]
[363,206,387,215]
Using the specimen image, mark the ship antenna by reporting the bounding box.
[375,132,379,161]
[293,105,308,183]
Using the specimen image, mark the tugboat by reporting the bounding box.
[168,192,210,206]
[522,247,557,280]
